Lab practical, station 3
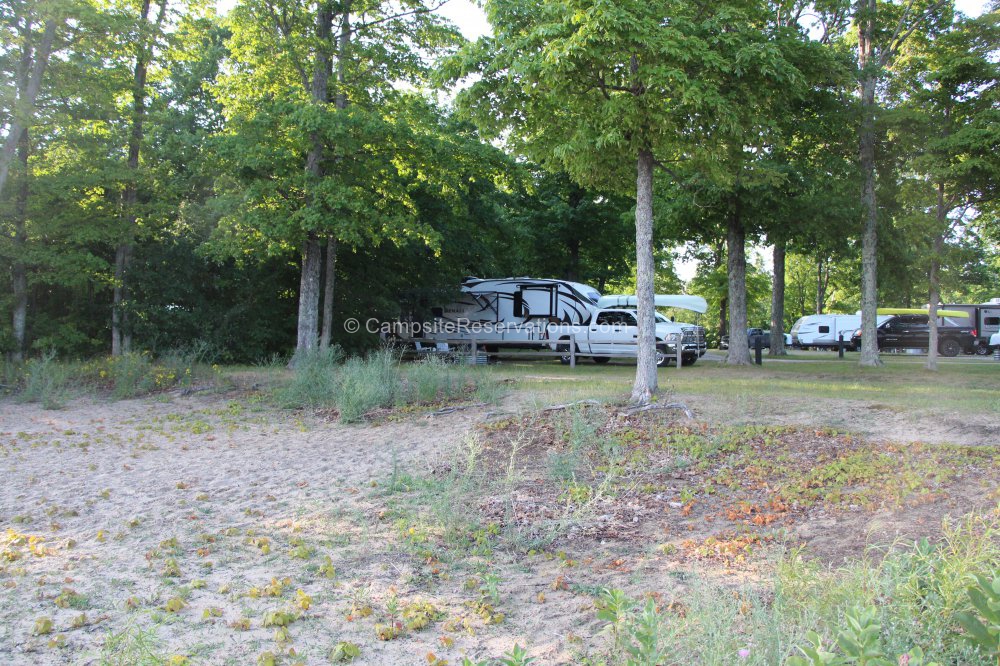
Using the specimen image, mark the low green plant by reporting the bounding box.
[277,346,343,408]
[20,351,74,408]
[955,573,1000,659]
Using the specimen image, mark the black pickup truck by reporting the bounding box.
[850,314,976,356]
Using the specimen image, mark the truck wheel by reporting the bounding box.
[939,338,961,357]
[592,357,610,364]
[557,338,576,365]
[655,347,671,367]
[681,356,697,366]
[975,342,990,356]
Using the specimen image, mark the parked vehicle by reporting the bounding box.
[720,329,788,350]
[849,314,976,356]
[548,294,708,366]
[402,277,708,366]
[790,314,891,350]
[940,300,1000,355]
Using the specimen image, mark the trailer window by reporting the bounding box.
[819,325,830,333]
[985,317,1000,326]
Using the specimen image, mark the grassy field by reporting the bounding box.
[1,351,998,665]
[490,351,1000,420]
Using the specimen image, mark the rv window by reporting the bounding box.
[985,317,1000,326]
[513,291,524,317]
[818,325,830,334]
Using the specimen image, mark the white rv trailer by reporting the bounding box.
[790,314,891,350]
[421,277,602,342]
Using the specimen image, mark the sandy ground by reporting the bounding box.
[0,394,502,665]
[1,384,997,665]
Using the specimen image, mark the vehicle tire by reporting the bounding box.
[557,338,576,365]
[939,338,961,358]
[681,356,697,366]
[975,342,990,356]
[655,346,671,367]
[592,356,611,364]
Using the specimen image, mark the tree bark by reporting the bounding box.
[295,2,336,358]
[296,234,323,353]
[769,238,787,357]
[726,195,751,365]
[0,19,58,202]
[320,236,337,349]
[926,182,946,371]
[857,0,882,367]
[11,129,29,362]
[631,149,657,404]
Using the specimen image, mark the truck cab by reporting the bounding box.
[552,308,706,366]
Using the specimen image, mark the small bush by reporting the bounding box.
[277,346,343,409]
[277,347,503,421]
[337,348,400,422]
[20,352,75,409]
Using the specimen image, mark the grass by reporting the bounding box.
[581,513,1000,665]
[2,348,222,408]
[487,351,1000,416]
[278,347,505,422]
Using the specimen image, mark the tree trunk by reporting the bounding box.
[295,2,335,358]
[10,129,29,362]
[318,3,350,350]
[0,19,58,201]
[714,243,727,343]
[719,297,728,345]
[815,257,828,315]
[857,0,882,367]
[769,238,786,357]
[926,182,946,371]
[296,234,323,353]
[112,0,167,356]
[320,236,337,349]
[726,196,751,365]
[631,148,657,404]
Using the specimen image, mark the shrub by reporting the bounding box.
[19,351,75,409]
[277,346,343,409]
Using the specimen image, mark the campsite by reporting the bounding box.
[2,0,1000,664]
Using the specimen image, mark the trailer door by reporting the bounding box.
[518,285,557,319]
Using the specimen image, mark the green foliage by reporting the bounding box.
[955,574,1000,659]
[277,346,344,409]
[19,352,75,409]
[278,347,500,421]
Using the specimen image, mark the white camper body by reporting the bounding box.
[790,314,890,349]
[420,277,602,342]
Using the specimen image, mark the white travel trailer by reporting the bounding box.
[419,277,602,342]
[790,314,890,350]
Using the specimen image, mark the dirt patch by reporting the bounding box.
[0,392,997,665]
[680,391,1000,447]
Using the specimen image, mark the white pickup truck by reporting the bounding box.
[549,296,708,366]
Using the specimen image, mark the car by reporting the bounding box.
[850,314,976,356]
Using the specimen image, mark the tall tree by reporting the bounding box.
[891,9,999,368]
[218,0,460,360]
[444,0,808,401]
[0,0,69,360]
[850,0,951,366]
